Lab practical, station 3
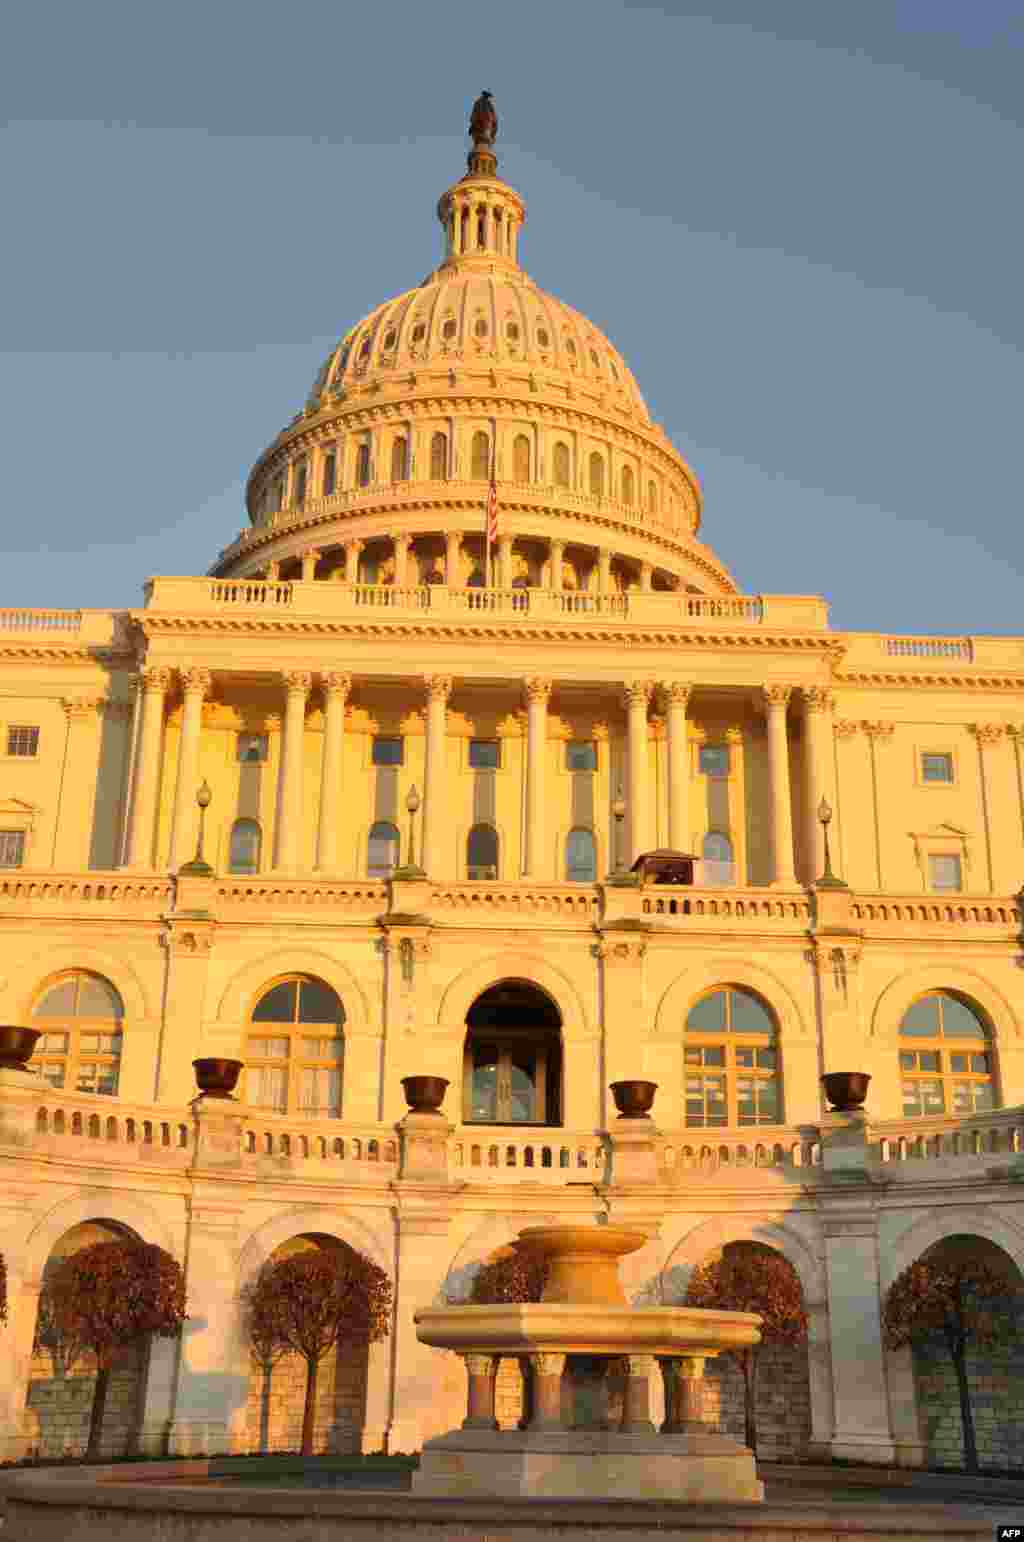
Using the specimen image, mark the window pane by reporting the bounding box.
[949,1053,967,1074]
[687,991,726,1035]
[900,997,941,1037]
[470,1046,499,1121]
[252,981,298,1023]
[73,975,122,1017]
[973,1082,995,1111]
[40,1063,66,1089]
[729,989,773,1036]
[735,1047,754,1068]
[7,726,39,757]
[469,739,500,769]
[919,1050,940,1072]
[951,1082,974,1114]
[248,1036,289,1058]
[301,1066,341,1116]
[702,1045,725,1067]
[699,745,729,777]
[928,853,962,892]
[902,1082,924,1117]
[921,1079,945,1112]
[297,978,343,1026]
[899,1051,916,1070]
[37,1032,68,1053]
[756,1047,777,1070]
[509,1052,536,1123]
[248,1065,286,1112]
[940,993,986,1039]
[970,1053,991,1074]
[33,978,78,1018]
[565,828,596,883]
[0,830,25,867]
[566,741,597,771]
[921,752,953,783]
[301,1036,343,1059]
[757,1080,780,1118]
[372,737,403,766]
[683,1046,702,1067]
[467,824,498,876]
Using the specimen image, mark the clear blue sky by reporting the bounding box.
[3,0,1021,634]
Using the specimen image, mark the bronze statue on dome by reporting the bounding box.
[469,91,497,147]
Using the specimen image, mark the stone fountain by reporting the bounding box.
[413,1222,764,1501]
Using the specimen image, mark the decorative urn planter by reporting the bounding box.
[822,1072,871,1112]
[0,1025,41,1070]
[401,1075,450,1115]
[193,1058,244,1098]
[609,1079,658,1118]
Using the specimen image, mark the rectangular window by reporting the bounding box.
[322,452,337,497]
[921,751,954,784]
[469,739,500,769]
[6,725,39,758]
[237,733,269,764]
[699,744,729,777]
[372,736,404,767]
[0,830,25,868]
[928,853,962,892]
[566,741,597,771]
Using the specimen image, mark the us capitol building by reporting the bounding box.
[0,96,1021,1469]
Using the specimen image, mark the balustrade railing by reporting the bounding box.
[450,1128,607,1181]
[883,636,974,661]
[871,1109,1024,1164]
[659,1129,822,1178]
[241,1114,398,1166]
[0,608,83,632]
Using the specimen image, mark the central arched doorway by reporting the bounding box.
[462,980,562,1127]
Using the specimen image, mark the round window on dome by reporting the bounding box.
[442,318,457,340]
[537,327,550,348]
[383,328,397,350]
[474,317,488,338]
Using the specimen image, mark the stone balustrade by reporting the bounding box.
[870,1107,1024,1166]
[450,1128,607,1181]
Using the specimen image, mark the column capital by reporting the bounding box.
[970,721,1004,746]
[523,676,553,707]
[834,718,861,738]
[803,685,834,713]
[180,667,212,697]
[862,720,894,739]
[530,1352,566,1378]
[622,679,654,711]
[762,684,794,709]
[321,671,352,698]
[660,681,692,709]
[282,670,312,694]
[301,546,322,561]
[424,674,453,705]
[462,1353,499,1377]
[61,695,105,721]
[142,666,173,692]
[263,560,281,580]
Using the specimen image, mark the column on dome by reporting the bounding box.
[803,687,835,882]
[662,682,691,852]
[597,547,612,596]
[623,680,653,865]
[548,538,565,592]
[343,537,364,584]
[422,676,453,876]
[316,673,350,873]
[125,667,170,868]
[300,548,320,582]
[167,668,211,871]
[498,533,514,590]
[273,671,311,872]
[639,561,653,592]
[445,530,461,586]
[522,677,553,877]
[763,685,797,886]
[393,534,410,590]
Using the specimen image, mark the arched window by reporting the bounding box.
[467,823,499,880]
[229,818,262,875]
[31,972,124,1096]
[899,993,996,1116]
[553,442,571,488]
[442,317,457,341]
[322,452,336,497]
[513,434,531,482]
[477,207,487,248]
[294,461,308,509]
[565,337,577,361]
[506,320,520,343]
[474,317,488,339]
[589,452,605,497]
[464,980,562,1125]
[565,828,597,883]
[356,442,371,487]
[246,975,344,1117]
[390,436,408,483]
[702,832,734,886]
[536,327,550,349]
[471,431,491,480]
[621,466,634,506]
[367,820,400,877]
[411,321,426,344]
[430,431,447,480]
[383,328,396,351]
[589,348,600,370]
[648,479,658,513]
[684,987,780,1128]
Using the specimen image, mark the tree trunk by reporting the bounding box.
[951,1346,979,1474]
[259,1361,273,1454]
[741,1351,758,1457]
[86,1364,111,1460]
[301,1356,320,1456]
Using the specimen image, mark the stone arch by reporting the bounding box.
[237,1204,392,1296]
[881,1207,1024,1291]
[1,943,152,1027]
[20,1189,178,1288]
[440,1211,562,1304]
[214,948,371,1036]
[653,956,811,1044]
[868,965,1019,1046]
[436,952,589,1042]
[660,1212,825,1305]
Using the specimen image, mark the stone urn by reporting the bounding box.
[401,1075,450,1115]
[610,1079,658,1118]
[193,1058,244,1098]
[822,1071,871,1112]
[0,1025,41,1070]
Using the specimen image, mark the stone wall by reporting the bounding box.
[704,1344,812,1460]
[912,1319,1024,1472]
[243,1340,368,1453]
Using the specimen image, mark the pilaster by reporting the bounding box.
[158,894,217,1104]
[386,1200,457,1453]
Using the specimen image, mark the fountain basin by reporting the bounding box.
[415,1302,761,1357]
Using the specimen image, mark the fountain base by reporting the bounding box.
[413,1427,763,1502]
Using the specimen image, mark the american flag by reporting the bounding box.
[486,467,499,545]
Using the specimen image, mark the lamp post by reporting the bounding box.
[394,783,426,880]
[815,797,847,889]
[179,781,214,877]
[606,786,637,884]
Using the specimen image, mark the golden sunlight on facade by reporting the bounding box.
[0,95,1022,1471]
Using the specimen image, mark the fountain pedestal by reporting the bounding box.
[413,1225,764,1503]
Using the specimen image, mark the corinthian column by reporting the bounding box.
[274,671,312,872]
[803,686,835,881]
[623,680,654,865]
[523,677,553,877]
[167,668,211,871]
[316,673,351,872]
[422,675,453,876]
[125,667,171,869]
[763,686,796,887]
[662,681,691,851]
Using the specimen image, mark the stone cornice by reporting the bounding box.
[836,671,1024,691]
